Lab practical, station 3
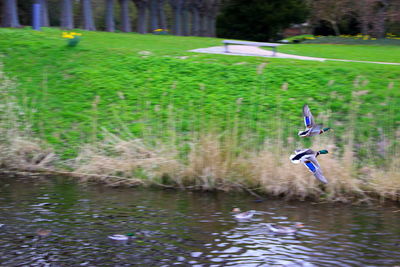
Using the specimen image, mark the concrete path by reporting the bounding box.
[190,45,400,65]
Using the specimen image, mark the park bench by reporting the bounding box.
[223,40,282,56]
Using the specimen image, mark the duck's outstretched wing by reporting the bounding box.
[313,168,328,184]
[303,104,315,128]
[294,149,309,154]
[290,149,312,163]
[310,124,322,136]
[303,156,328,184]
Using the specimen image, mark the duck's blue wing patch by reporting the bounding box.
[305,161,316,172]
[304,117,311,128]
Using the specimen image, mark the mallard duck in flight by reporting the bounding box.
[290,149,329,184]
[298,104,330,137]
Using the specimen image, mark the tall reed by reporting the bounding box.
[0,62,56,170]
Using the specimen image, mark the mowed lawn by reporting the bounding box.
[0,27,399,158]
[278,44,400,63]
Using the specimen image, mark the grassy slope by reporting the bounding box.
[0,28,399,159]
[278,44,400,63]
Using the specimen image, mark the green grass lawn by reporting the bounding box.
[278,44,400,63]
[0,27,399,159]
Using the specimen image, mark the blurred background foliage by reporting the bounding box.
[1,0,400,41]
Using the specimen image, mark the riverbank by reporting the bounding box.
[0,126,399,202]
[0,28,399,202]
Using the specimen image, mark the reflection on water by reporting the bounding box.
[1,176,400,266]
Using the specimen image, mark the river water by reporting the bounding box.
[1,176,400,266]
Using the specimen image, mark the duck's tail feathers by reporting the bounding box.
[314,169,328,184]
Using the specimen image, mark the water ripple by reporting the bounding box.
[1,177,400,266]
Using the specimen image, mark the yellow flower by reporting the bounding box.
[61,31,82,39]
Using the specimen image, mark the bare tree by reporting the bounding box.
[309,0,352,35]
[1,0,20,27]
[119,0,131,32]
[387,0,400,24]
[61,0,74,29]
[105,0,115,32]
[355,0,392,37]
[372,0,389,38]
[81,0,96,30]
[356,0,372,35]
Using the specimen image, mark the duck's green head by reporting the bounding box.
[318,150,329,154]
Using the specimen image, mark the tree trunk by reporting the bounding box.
[133,0,148,33]
[181,2,189,36]
[198,0,207,36]
[32,0,41,30]
[329,20,340,35]
[190,2,200,36]
[360,15,370,35]
[81,0,96,30]
[149,0,159,31]
[119,0,131,32]
[198,10,208,36]
[105,0,115,32]
[371,0,388,38]
[158,0,167,30]
[206,15,213,37]
[61,0,74,29]
[199,15,206,36]
[204,0,219,37]
[1,0,20,27]
[358,0,370,35]
[39,0,49,27]
[170,0,183,35]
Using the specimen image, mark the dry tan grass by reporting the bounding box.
[69,130,397,202]
[0,62,56,171]
[366,149,400,201]
[183,134,233,190]
[4,137,55,169]
[73,133,182,186]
